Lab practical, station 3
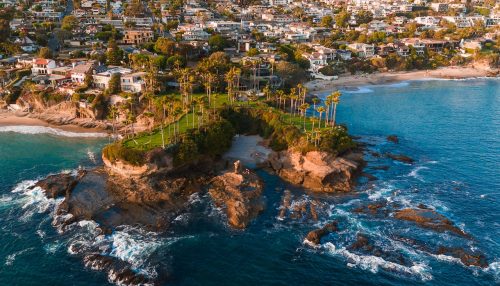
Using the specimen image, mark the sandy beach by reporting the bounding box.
[0,111,109,134]
[306,65,499,94]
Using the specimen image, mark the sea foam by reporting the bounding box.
[0,125,107,138]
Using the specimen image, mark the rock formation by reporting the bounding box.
[268,150,364,192]
[305,221,338,245]
[394,208,470,238]
[209,166,265,229]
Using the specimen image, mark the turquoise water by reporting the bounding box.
[0,79,498,285]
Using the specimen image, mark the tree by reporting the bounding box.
[107,73,121,94]
[275,61,306,87]
[84,70,93,87]
[61,15,78,31]
[317,106,325,128]
[208,34,227,52]
[355,10,373,25]
[154,37,176,56]
[335,10,350,28]
[38,47,52,59]
[0,19,10,39]
[106,38,123,65]
[330,91,341,127]
[320,15,333,28]
[167,55,186,68]
[246,48,260,57]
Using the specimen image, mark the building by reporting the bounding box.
[347,43,375,58]
[430,3,449,13]
[31,58,57,76]
[92,67,145,92]
[122,29,154,45]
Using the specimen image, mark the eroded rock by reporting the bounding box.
[268,150,364,192]
[386,153,414,164]
[209,167,265,229]
[305,221,338,245]
[394,208,470,238]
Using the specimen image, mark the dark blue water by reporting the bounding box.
[0,79,498,285]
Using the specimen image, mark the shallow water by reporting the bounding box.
[0,79,499,285]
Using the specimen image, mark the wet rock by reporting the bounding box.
[268,150,364,193]
[371,165,390,171]
[437,247,488,268]
[361,173,378,181]
[209,167,265,229]
[386,153,414,164]
[349,234,408,266]
[84,253,115,270]
[392,236,489,268]
[278,190,292,220]
[394,208,470,238]
[387,135,399,144]
[353,201,388,216]
[34,172,80,198]
[109,267,151,286]
[305,221,338,245]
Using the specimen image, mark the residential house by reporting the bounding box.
[122,29,154,45]
[31,58,57,75]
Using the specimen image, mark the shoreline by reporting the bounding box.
[306,66,499,94]
[0,111,110,136]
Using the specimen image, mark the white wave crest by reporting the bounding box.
[323,242,433,281]
[407,166,429,182]
[0,125,107,138]
[342,86,374,94]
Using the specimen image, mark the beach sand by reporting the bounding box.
[0,111,109,134]
[306,65,499,94]
[223,135,272,168]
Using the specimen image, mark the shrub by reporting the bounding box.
[102,143,145,166]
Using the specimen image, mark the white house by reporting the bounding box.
[31,58,57,76]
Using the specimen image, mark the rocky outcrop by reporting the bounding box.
[393,236,489,268]
[386,153,414,164]
[305,221,338,245]
[209,165,265,229]
[268,150,364,192]
[394,208,470,238]
[278,190,323,221]
[34,172,81,198]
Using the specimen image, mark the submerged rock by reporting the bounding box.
[386,153,414,164]
[209,166,265,229]
[348,234,408,266]
[268,150,364,192]
[387,135,399,144]
[305,221,338,245]
[394,208,470,238]
[437,247,488,268]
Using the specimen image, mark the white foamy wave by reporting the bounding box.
[323,242,433,281]
[110,227,164,277]
[485,261,500,281]
[0,125,107,138]
[4,248,33,266]
[342,86,374,94]
[407,166,429,182]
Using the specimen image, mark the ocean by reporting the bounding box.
[0,79,498,285]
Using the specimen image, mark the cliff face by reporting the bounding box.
[268,150,364,192]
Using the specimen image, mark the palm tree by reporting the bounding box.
[299,103,309,130]
[324,96,332,125]
[312,98,320,117]
[331,91,341,127]
[317,106,325,129]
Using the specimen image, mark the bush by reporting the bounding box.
[102,143,145,166]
